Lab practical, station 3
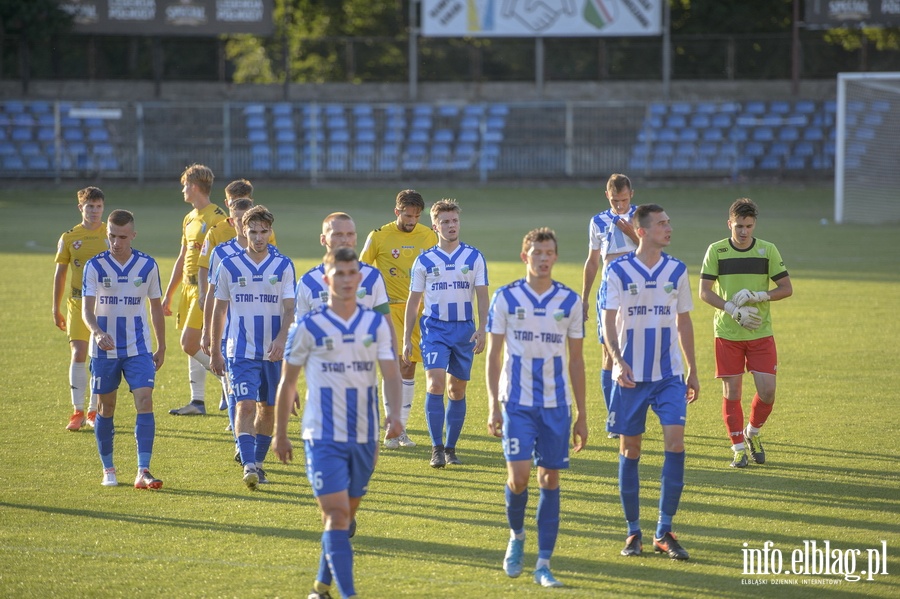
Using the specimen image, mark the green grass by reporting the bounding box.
[1,183,898,598]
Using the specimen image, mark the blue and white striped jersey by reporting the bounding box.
[214,247,296,361]
[487,279,583,408]
[602,252,693,382]
[294,261,389,320]
[83,249,162,359]
[410,242,488,322]
[207,238,244,284]
[588,205,638,261]
[285,306,395,443]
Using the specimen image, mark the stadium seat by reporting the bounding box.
[243,104,265,116]
[277,155,298,171]
[670,102,691,115]
[247,129,267,143]
[408,129,430,144]
[12,127,33,142]
[437,104,459,118]
[0,142,13,156]
[769,101,790,114]
[455,143,476,161]
[648,103,667,116]
[778,127,799,142]
[37,127,55,142]
[2,155,25,170]
[689,114,711,128]
[324,104,344,117]
[352,103,373,117]
[276,129,297,143]
[356,115,376,130]
[355,129,376,143]
[434,128,454,143]
[666,114,687,129]
[862,113,883,127]
[62,128,84,142]
[483,130,503,143]
[272,103,292,116]
[768,142,790,157]
[305,129,325,142]
[658,128,678,142]
[695,102,717,114]
[463,104,486,117]
[699,128,722,142]
[19,142,41,157]
[794,100,816,114]
[759,156,781,169]
[88,128,110,142]
[678,128,699,142]
[330,129,350,143]
[352,153,375,171]
[387,115,406,131]
[653,143,674,157]
[752,127,774,142]
[728,128,748,142]
[26,155,50,170]
[743,101,766,114]
[793,141,815,157]
[698,141,718,157]
[785,156,806,170]
[803,127,824,141]
[711,114,733,128]
[411,115,432,130]
[629,156,648,171]
[870,99,891,112]
[736,156,756,170]
[812,155,833,169]
[671,156,691,170]
[4,101,25,113]
[460,115,480,130]
[711,156,734,170]
[488,103,509,116]
[744,142,766,158]
[273,115,293,130]
[246,115,266,130]
[675,142,696,157]
[637,129,658,143]
[854,127,875,141]
[327,115,348,129]
[650,156,671,171]
[385,104,405,118]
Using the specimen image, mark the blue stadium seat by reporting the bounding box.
[637,129,658,143]
[629,156,648,171]
[785,156,806,170]
[305,129,325,143]
[752,127,774,142]
[12,127,33,142]
[387,115,406,130]
[408,129,430,144]
[19,142,41,157]
[670,102,691,115]
[324,104,344,117]
[2,155,25,170]
[93,143,115,157]
[690,156,712,170]
[455,143,476,161]
[769,142,790,157]
[62,128,84,142]
[653,143,674,157]
[769,101,790,114]
[812,155,833,169]
[37,127,55,142]
[356,116,375,130]
[88,128,109,142]
[650,156,671,170]
[355,129,376,143]
[272,103,292,117]
[666,114,687,129]
[631,142,651,158]
[36,113,55,126]
[854,127,875,141]
[711,114,733,128]
[385,104,405,118]
[870,100,890,112]
[243,104,265,116]
[698,141,718,157]
[689,114,711,128]
[246,115,266,130]
[736,156,756,170]
[678,128,699,142]
[701,128,724,142]
[4,101,25,113]
[744,142,766,158]
[658,128,678,142]
[794,100,816,114]
[276,129,296,143]
[695,102,717,114]
[847,100,865,113]
[488,103,509,116]
[483,130,503,143]
[352,103,373,117]
[277,155,298,171]
[743,101,766,114]
[646,115,664,129]
[463,104,486,117]
[434,129,454,143]
[803,127,824,141]
[648,103,667,116]
[248,129,267,143]
[862,113,883,127]
[437,104,459,118]
[728,128,748,142]
[759,156,781,169]
[385,130,404,143]
[778,127,799,142]
[460,115,480,130]
[273,115,293,130]
[327,115,348,129]
[26,155,50,170]
[675,142,696,157]
[793,141,815,157]
[411,115,432,130]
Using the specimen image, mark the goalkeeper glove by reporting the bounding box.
[731,289,771,306]
[724,301,763,330]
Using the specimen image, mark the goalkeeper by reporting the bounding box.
[698,198,792,469]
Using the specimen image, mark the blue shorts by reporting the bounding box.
[419,317,475,380]
[91,353,156,394]
[502,402,571,470]
[304,439,376,498]
[227,358,280,406]
[606,375,687,436]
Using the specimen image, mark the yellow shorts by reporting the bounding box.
[391,303,422,363]
[176,282,203,331]
[66,297,89,343]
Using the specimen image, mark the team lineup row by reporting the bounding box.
[52,168,791,597]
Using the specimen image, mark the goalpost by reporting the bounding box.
[834,72,900,224]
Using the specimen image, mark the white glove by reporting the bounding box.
[731,289,770,306]
[724,301,762,330]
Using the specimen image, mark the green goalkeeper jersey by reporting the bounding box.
[700,237,789,341]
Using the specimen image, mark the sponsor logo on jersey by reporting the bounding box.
[515,306,526,320]
[323,336,335,351]
[356,288,366,299]
[628,283,638,295]
[362,334,373,347]
[664,283,674,293]
[461,265,469,274]
[103,277,112,288]
[391,248,400,258]
[238,276,247,287]
[133,277,144,287]
[269,275,278,285]
[553,309,565,321]
[73,240,82,250]
[429,266,440,276]
[317,290,329,302]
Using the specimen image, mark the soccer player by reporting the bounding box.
[699,198,792,468]
[361,189,438,449]
[581,174,639,438]
[210,205,295,489]
[53,186,108,431]
[82,209,166,489]
[486,228,588,588]
[200,198,254,440]
[295,212,390,319]
[602,204,700,560]
[163,163,228,416]
[404,199,489,468]
[272,247,403,599]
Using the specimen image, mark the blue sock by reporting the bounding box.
[316,539,334,589]
[505,485,528,534]
[323,529,355,598]
[425,393,445,446]
[656,450,686,538]
[619,454,641,535]
[227,394,237,439]
[134,412,155,471]
[536,487,560,561]
[237,433,256,466]
[601,369,613,412]
[255,434,272,466]
[95,414,115,470]
[444,397,466,449]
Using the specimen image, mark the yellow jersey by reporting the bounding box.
[55,222,108,299]
[360,221,437,304]
[198,219,278,271]
[182,203,227,279]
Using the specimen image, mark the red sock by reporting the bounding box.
[722,397,745,446]
[749,394,774,429]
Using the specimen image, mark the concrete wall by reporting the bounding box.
[0,79,838,104]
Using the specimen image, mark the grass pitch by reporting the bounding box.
[0,182,898,598]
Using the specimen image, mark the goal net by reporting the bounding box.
[835,72,900,224]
